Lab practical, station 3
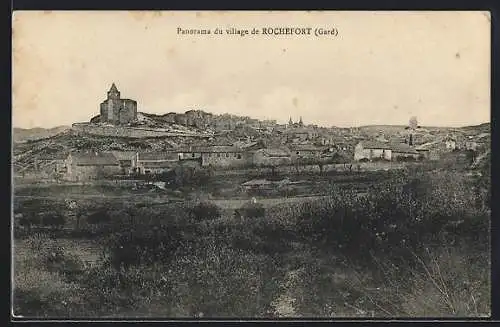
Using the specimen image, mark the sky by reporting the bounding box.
[12,11,490,129]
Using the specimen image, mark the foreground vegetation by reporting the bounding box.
[13,163,490,318]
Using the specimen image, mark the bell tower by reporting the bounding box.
[107,83,121,100]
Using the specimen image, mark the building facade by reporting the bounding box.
[354,141,393,161]
[197,146,248,168]
[111,151,139,175]
[99,83,138,125]
[289,144,326,162]
[34,153,68,179]
[251,148,292,167]
[137,152,179,175]
[65,152,121,181]
[354,141,422,162]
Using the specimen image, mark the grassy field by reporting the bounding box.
[12,164,490,318]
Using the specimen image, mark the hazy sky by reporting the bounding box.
[12,11,490,128]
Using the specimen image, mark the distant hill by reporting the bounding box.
[13,126,71,143]
[457,122,490,133]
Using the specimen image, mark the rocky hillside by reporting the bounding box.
[12,128,239,171]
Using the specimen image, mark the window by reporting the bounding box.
[192,153,195,158]
[296,152,300,155]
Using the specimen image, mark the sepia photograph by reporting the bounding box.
[11,11,491,319]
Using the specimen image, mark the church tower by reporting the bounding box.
[288,117,293,128]
[299,116,304,127]
[107,83,121,100]
[99,83,137,125]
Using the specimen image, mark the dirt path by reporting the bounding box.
[271,269,302,317]
[14,194,330,208]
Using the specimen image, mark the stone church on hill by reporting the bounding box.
[99,83,137,125]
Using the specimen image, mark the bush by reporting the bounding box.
[236,201,265,219]
[294,170,489,265]
[396,156,417,162]
[105,226,185,269]
[18,213,41,230]
[188,202,221,222]
[40,212,66,229]
[87,210,111,225]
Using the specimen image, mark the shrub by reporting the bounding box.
[87,210,111,225]
[237,201,265,219]
[165,242,281,317]
[294,170,489,265]
[188,202,221,222]
[40,212,66,229]
[18,213,41,230]
[105,225,186,269]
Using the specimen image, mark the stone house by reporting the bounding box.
[415,147,431,160]
[251,147,292,167]
[289,144,326,162]
[354,141,420,161]
[111,151,138,175]
[196,145,248,168]
[354,141,392,161]
[35,152,68,178]
[65,152,121,181]
[177,147,203,162]
[391,143,421,160]
[285,127,318,142]
[136,152,179,175]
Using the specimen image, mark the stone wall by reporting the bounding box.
[211,161,408,176]
[71,123,209,138]
[202,152,250,168]
[66,164,121,182]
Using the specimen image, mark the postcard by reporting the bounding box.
[12,10,491,319]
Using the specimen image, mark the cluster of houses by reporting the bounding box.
[32,135,442,182]
[33,143,337,182]
[444,135,488,151]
